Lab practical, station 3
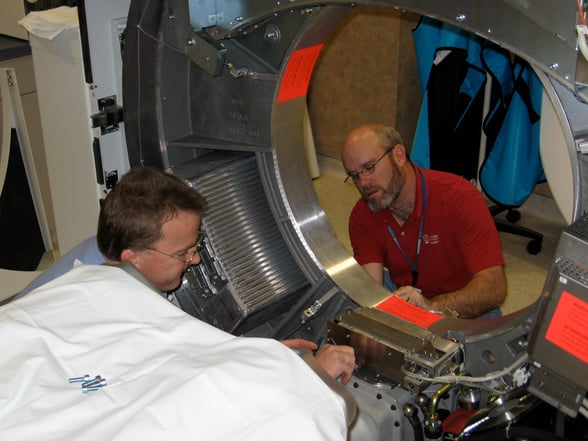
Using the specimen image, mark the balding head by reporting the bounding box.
[341,123,406,175]
[340,123,413,213]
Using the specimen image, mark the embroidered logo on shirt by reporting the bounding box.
[423,234,440,245]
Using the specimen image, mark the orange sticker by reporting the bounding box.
[277,44,323,103]
[376,296,442,328]
[545,290,588,363]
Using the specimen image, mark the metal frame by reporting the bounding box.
[122,0,588,369]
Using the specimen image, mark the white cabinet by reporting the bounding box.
[29,0,130,255]
[30,29,101,254]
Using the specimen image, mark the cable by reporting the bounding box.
[403,403,424,441]
[435,353,528,383]
[402,353,529,394]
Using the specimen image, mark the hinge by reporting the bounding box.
[91,95,124,134]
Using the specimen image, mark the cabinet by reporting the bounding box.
[29,29,100,254]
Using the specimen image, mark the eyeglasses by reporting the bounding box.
[344,147,393,184]
[147,234,204,265]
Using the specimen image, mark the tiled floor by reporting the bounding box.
[312,155,569,315]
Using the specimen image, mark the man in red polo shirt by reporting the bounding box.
[341,123,506,318]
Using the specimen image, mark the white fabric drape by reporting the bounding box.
[0,265,348,440]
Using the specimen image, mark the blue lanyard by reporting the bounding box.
[386,170,427,286]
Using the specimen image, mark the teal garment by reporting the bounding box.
[411,16,544,207]
[480,55,545,206]
[412,16,485,92]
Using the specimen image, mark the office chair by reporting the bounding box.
[489,204,543,255]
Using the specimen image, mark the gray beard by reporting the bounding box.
[367,188,400,212]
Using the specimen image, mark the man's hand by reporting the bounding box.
[281,338,319,351]
[392,266,506,318]
[281,339,356,384]
[394,285,432,310]
[314,344,356,385]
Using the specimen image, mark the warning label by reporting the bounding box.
[277,44,323,103]
[376,295,442,328]
[545,290,588,364]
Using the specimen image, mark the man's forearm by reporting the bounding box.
[429,266,506,318]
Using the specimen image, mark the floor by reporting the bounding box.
[312,155,569,315]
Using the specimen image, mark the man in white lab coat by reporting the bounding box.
[0,166,356,440]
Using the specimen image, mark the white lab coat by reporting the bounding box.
[0,264,349,440]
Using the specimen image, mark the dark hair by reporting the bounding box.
[97,166,208,260]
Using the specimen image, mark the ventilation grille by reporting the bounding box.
[556,256,588,288]
[191,155,307,313]
[568,214,588,242]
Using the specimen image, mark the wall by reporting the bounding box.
[308,6,422,160]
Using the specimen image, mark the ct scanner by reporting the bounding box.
[120,0,588,439]
[116,1,588,439]
[3,0,584,439]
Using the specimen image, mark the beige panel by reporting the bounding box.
[396,13,421,151]
[308,7,421,160]
[0,56,36,93]
[0,0,28,41]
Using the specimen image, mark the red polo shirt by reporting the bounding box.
[349,165,504,297]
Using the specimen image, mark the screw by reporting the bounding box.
[68,374,91,383]
[82,386,102,394]
[264,24,281,45]
[82,376,107,388]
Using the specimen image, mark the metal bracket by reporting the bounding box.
[184,31,227,76]
[91,95,124,135]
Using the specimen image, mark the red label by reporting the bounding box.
[545,290,588,363]
[376,295,442,328]
[277,44,323,103]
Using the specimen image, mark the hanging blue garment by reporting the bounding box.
[410,17,487,181]
[479,45,515,147]
[479,56,545,206]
